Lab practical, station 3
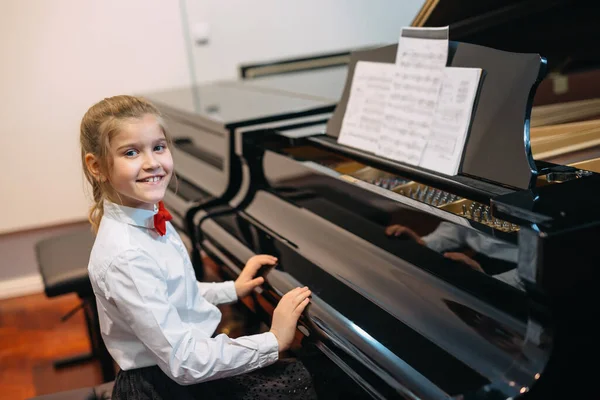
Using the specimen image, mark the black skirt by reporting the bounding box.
[111,359,318,400]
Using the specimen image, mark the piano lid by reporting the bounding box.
[412,0,600,74]
[142,81,333,132]
[239,65,348,103]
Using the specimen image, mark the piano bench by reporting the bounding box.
[27,381,115,400]
[35,227,115,383]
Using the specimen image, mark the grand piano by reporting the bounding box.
[149,1,599,399]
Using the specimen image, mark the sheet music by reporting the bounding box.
[338,61,395,153]
[377,65,444,164]
[420,67,482,175]
[395,26,449,69]
[337,26,481,177]
[377,27,448,164]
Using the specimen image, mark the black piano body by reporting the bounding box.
[201,127,599,399]
[141,66,348,275]
[195,4,600,400]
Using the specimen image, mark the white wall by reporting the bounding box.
[184,0,424,84]
[0,0,424,235]
[0,0,191,235]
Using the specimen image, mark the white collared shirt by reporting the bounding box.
[88,200,278,385]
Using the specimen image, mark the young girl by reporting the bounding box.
[80,95,315,399]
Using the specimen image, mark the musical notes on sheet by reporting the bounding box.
[338,61,395,153]
[338,26,482,176]
[420,67,482,174]
[376,27,448,164]
[396,26,449,69]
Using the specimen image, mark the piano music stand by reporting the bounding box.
[327,41,547,190]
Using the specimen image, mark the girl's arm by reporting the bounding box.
[196,255,277,305]
[196,280,238,305]
[105,248,279,385]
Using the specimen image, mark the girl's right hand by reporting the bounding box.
[269,286,311,352]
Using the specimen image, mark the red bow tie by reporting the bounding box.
[153,201,172,236]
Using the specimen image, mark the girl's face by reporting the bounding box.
[108,114,173,210]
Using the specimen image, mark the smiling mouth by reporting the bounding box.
[137,175,164,183]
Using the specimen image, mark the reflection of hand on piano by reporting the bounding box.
[443,252,484,272]
[385,224,425,245]
[386,224,483,273]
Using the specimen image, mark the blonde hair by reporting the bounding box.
[80,95,171,233]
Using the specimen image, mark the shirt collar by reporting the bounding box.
[103,200,157,230]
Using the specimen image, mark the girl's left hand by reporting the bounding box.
[234,255,278,298]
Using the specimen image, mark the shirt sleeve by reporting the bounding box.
[105,248,279,385]
[196,281,238,305]
[421,222,467,253]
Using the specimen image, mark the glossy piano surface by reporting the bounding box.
[199,135,562,399]
[143,81,334,127]
[240,65,349,102]
[198,105,599,399]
